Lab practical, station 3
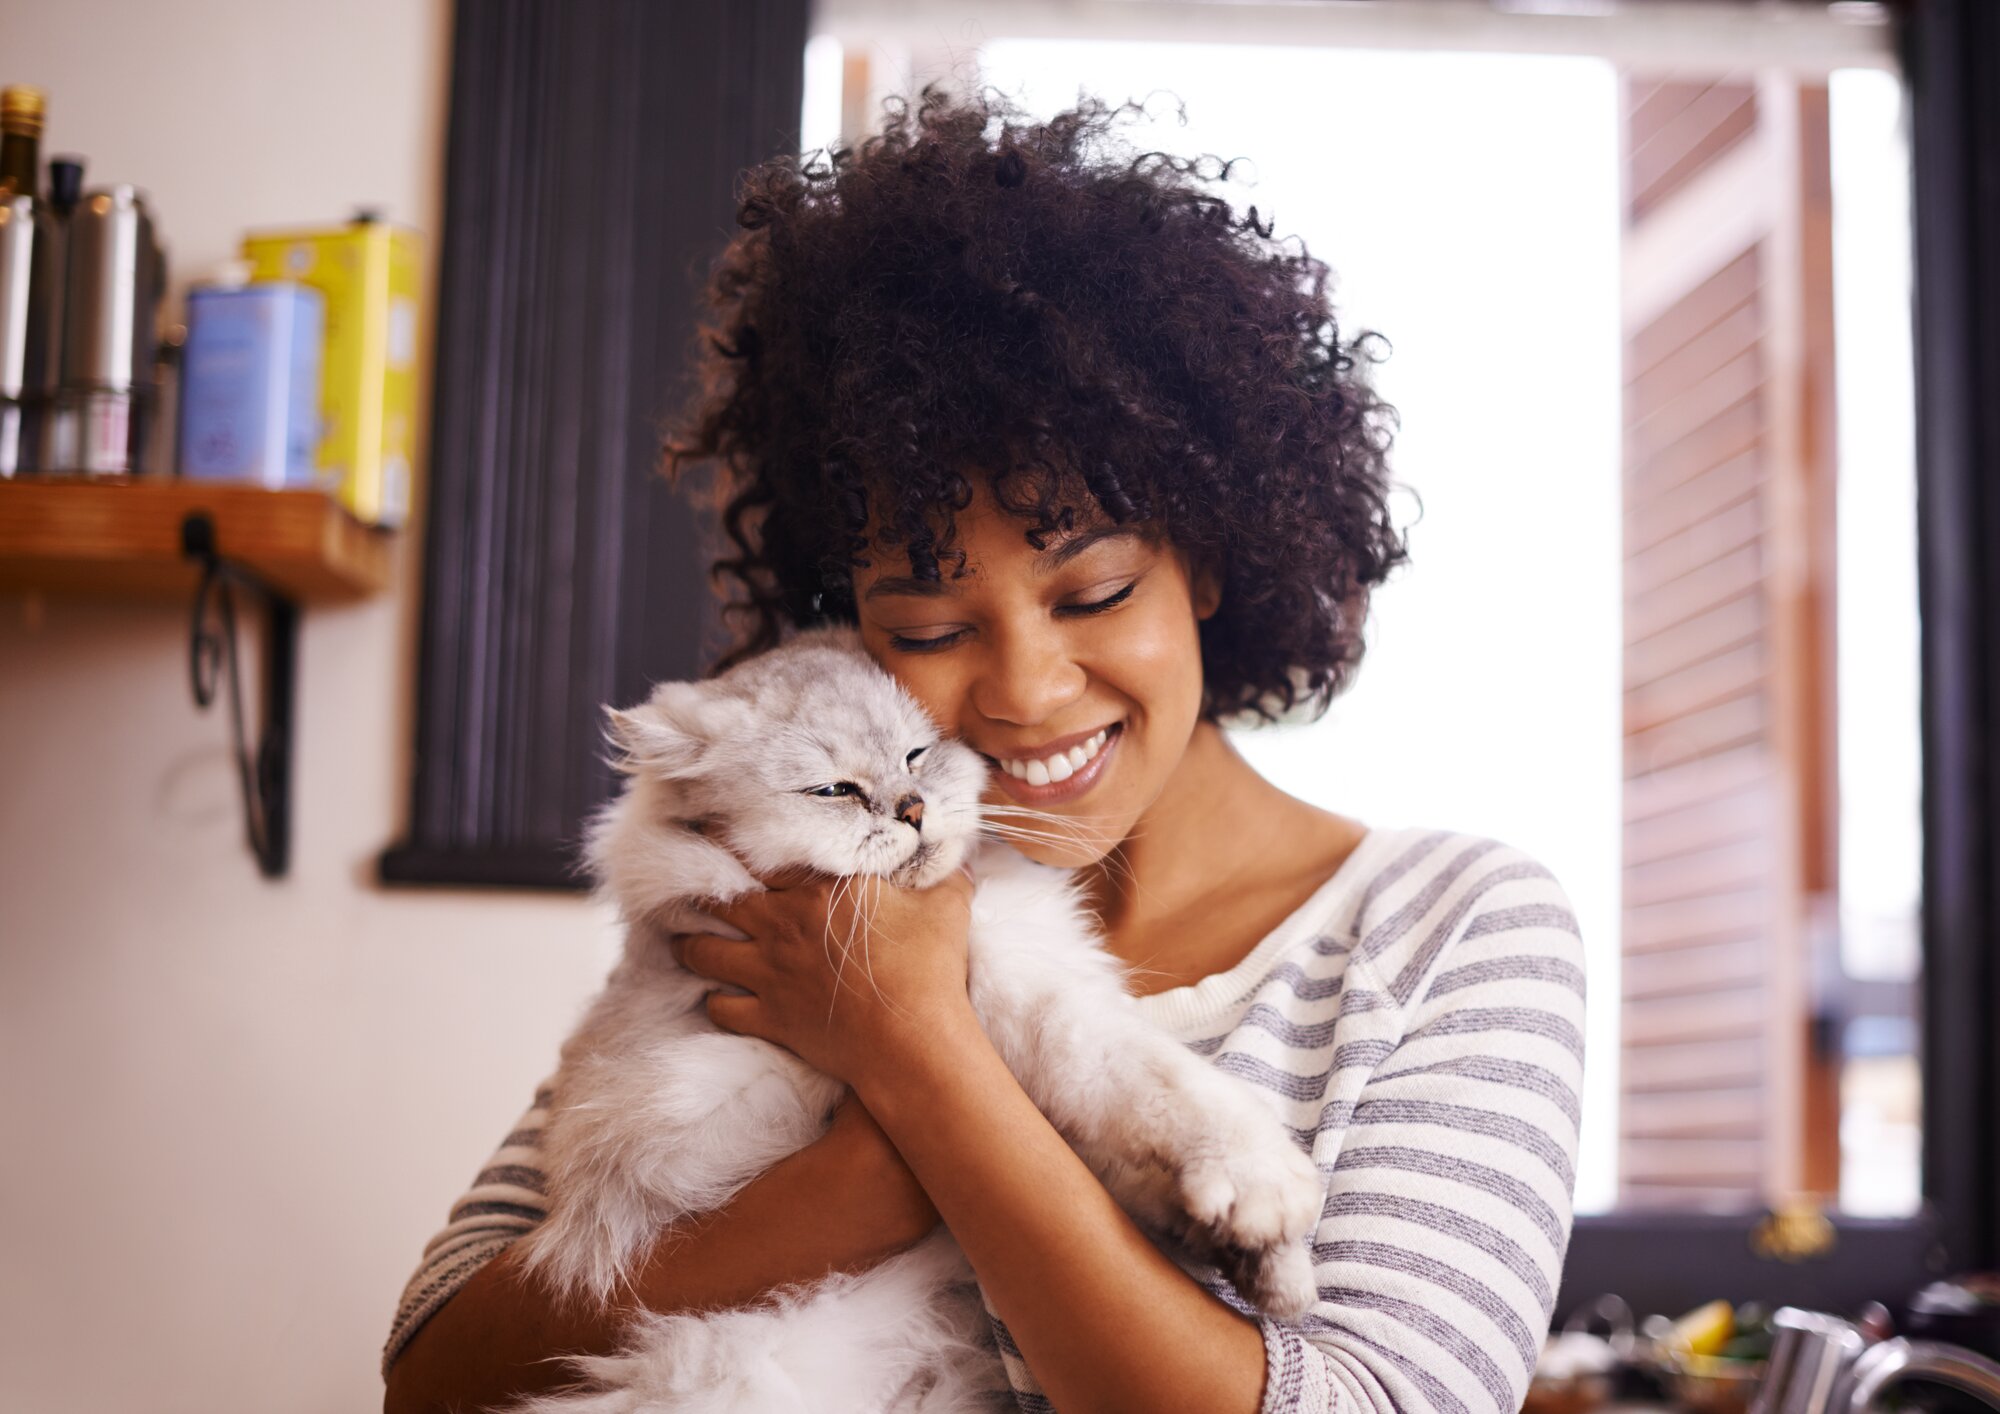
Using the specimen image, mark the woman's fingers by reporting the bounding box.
[674,931,766,990]
[704,990,769,1041]
[709,874,835,939]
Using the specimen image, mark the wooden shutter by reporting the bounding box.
[1618,73,1841,1208]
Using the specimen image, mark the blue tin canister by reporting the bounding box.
[177,281,325,488]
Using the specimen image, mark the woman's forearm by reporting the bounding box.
[855,1000,1271,1414]
[383,1108,938,1414]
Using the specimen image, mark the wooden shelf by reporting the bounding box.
[0,478,393,603]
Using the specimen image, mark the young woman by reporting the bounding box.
[382,85,1585,1414]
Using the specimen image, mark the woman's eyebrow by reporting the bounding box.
[1037,525,1143,574]
[863,575,953,601]
[861,526,1143,601]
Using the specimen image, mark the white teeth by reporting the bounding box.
[998,725,1115,785]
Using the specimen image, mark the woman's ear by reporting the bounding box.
[1191,558,1223,622]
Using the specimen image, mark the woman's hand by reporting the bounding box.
[673,867,978,1093]
[819,1088,942,1244]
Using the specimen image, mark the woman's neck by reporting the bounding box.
[1081,721,1363,991]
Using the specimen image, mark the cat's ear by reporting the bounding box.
[603,684,718,778]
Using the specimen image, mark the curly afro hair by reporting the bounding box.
[662,81,1411,723]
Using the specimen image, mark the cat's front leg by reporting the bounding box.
[1010,990,1323,1320]
[964,871,1322,1319]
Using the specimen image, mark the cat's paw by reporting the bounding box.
[1171,1117,1324,1320]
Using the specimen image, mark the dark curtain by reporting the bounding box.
[382,0,810,888]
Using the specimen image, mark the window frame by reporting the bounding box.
[384,0,1998,1316]
[1557,0,2000,1318]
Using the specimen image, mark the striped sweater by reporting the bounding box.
[383,825,1586,1414]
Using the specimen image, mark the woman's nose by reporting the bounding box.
[970,625,1088,726]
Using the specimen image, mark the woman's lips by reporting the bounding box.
[987,722,1123,806]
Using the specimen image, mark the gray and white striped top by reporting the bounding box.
[383,825,1585,1414]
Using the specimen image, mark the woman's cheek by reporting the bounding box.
[1103,597,1207,714]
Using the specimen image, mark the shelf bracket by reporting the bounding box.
[180,511,297,878]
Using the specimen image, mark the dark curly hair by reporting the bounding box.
[662,81,1411,723]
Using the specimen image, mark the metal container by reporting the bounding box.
[57,184,164,475]
[1750,1308,2000,1414]
[0,193,63,476]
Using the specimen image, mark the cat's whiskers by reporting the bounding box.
[976,811,1128,846]
[974,822,1147,899]
[973,821,1163,914]
[979,804,1148,846]
[821,873,862,1026]
[859,873,888,1003]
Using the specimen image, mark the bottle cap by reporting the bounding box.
[46,157,82,214]
[1,86,46,137]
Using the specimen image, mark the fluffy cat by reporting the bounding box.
[506,625,1324,1413]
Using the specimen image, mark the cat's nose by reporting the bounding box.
[894,794,925,832]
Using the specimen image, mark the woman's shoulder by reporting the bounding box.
[1341,823,1586,1018]
[1257,821,1570,934]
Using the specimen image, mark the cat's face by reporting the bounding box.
[607,627,987,887]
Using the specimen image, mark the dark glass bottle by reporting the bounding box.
[0,85,45,199]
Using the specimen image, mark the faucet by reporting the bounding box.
[1845,1334,2000,1412]
[1751,1308,2000,1414]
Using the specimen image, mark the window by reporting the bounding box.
[844,0,1994,1310]
[389,0,2000,1310]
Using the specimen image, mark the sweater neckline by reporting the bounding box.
[1133,822,1402,1035]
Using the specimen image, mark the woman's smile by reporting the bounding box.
[984,721,1125,805]
[849,482,1216,869]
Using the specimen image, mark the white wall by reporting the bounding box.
[0,3,623,1410]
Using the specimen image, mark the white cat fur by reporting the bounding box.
[506,625,1324,1414]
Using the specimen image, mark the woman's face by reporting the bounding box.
[850,485,1219,868]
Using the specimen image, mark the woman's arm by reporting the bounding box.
[1246,849,1587,1414]
[382,1095,939,1414]
[844,843,1583,1414]
[694,870,1277,1414]
[861,1013,1273,1414]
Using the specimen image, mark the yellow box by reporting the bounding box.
[241,218,421,527]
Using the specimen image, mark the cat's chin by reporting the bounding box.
[890,840,962,889]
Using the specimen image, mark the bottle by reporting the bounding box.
[47,156,82,217]
[0,87,52,475]
[0,86,45,200]
[35,156,83,470]
[61,185,164,476]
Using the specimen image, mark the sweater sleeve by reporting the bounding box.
[1258,845,1586,1414]
[379,1073,558,1379]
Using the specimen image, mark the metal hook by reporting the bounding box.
[180,512,297,878]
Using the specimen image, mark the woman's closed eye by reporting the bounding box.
[884,579,1140,654]
[1057,579,1137,618]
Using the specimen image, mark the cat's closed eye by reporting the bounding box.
[905,746,929,770]
[804,781,863,800]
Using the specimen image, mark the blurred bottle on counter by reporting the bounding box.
[0,85,63,478]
